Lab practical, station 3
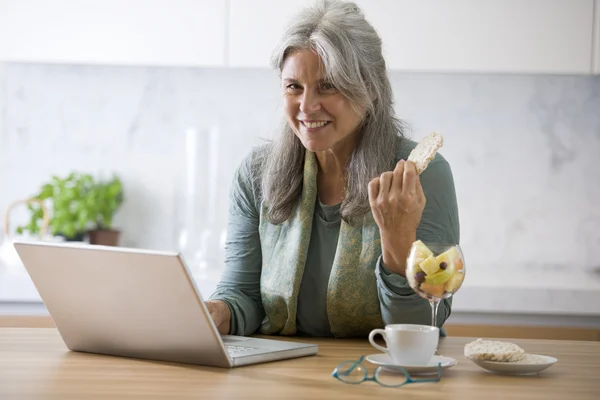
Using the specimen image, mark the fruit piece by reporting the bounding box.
[445,270,465,293]
[423,246,462,285]
[414,271,426,284]
[411,261,424,274]
[413,240,434,259]
[407,270,425,288]
[435,247,459,268]
[412,258,425,270]
[419,256,440,275]
[424,260,455,285]
[410,240,434,267]
[420,282,445,298]
[453,256,464,272]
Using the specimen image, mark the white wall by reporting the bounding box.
[0,62,599,273]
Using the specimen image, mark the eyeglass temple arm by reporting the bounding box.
[337,355,366,376]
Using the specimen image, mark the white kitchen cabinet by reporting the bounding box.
[228,0,313,68]
[0,0,595,73]
[0,0,226,67]
[229,0,594,74]
[355,0,594,74]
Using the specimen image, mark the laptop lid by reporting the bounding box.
[13,240,235,368]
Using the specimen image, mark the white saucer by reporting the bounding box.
[468,354,558,375]
[365,354,457,375]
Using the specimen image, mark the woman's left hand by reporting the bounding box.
[368,160,426,276]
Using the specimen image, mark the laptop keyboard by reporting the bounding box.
[226,345,257,355]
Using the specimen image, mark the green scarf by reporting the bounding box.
[258,150,384,337]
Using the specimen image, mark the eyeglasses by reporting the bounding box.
[332,355,442,388]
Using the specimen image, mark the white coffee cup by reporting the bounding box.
[368,324,439,366]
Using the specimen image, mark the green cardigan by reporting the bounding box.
[210,139,460,337]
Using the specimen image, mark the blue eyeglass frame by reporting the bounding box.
[332,355,442,388]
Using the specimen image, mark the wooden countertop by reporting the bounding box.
[1,328,599,399]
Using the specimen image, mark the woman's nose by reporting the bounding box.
[299,90,321,114]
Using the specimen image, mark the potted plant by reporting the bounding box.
[17,172,124,246]
[18,172,97,241]
[87,175,124,246]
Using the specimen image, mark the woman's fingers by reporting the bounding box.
[369,160,426,213]
[368,177,380,205]
[392,160,405,191]
[369,160,427,235]
[402,160,417,195]
[404,160,426,205]
[415,173,426,204]
[379,171,394,196]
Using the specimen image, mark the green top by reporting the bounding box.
[209,138,460,337]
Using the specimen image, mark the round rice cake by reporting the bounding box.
[464,338,526,362]
[407,132,444,175]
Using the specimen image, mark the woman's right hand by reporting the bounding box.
[205,300,231,334]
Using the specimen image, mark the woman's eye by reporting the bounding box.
[286,83,301,91]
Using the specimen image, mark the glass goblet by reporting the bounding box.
[406,241,466,327]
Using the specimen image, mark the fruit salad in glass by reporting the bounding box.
[406,241,466,326]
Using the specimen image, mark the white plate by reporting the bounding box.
[365,354,457,375]
[468,354,558,375]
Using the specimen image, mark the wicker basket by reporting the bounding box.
[3,198,50,238]
[0,198,55,273]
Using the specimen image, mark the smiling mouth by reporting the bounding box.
[301,121,331,129]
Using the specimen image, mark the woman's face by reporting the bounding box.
[281,50,364,153]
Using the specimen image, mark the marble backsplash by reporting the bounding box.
[0,62,599,272]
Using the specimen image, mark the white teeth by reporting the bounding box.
[304,121,328,128]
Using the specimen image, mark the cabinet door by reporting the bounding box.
[355,0,594,74]
[0,0,226,67]
[228,0,313,68]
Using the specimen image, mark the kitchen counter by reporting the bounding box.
[2,265,600,328]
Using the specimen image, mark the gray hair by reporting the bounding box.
[261,0,405,225]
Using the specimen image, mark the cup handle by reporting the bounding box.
[368,329,388,353]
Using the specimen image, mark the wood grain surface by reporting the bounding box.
[1,328,599,399]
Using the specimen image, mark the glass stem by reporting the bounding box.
[430,300,439,327]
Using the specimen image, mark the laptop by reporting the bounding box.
[12,240,318,368]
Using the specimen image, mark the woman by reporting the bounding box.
[206,0,459,337]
